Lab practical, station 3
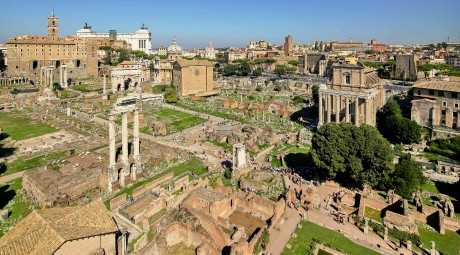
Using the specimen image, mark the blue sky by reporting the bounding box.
[1,0,459,49]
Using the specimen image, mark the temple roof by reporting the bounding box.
[413,80,460,93]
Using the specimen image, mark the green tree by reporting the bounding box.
[164,81,178,103]
[377,101,421,144]
[292,96,305,105]
[274,64,287,77]
[365,50,375,54]
[238,62,251,76]
[390,154,425,199]
[255,85,263,92]
[223,64,239,76]
[117,49,129,64]
[288,60,299,66]
[312,84,320,105]
[274,84,283,91]
[311,123,394,188]
[252,67,262,76]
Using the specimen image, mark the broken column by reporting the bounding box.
[383,227,388,241]
[363,218,369,234]
[232,143,247,170]
[406,240,412,251]
[430,241,436,255]
[62,65,68,89]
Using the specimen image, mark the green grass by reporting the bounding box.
[267,144,311,167]
[145,108,206,135]
[282,220,380,255]
[148,209,166,225]
[128,233,144,252]
[0,112,59,141]
[71,84,101,92]
[152,85,168,94]
[421,182,440,194]
[3,151,68,176]
[364,206,383,222]
[0,178,38,237]
[417,222,460,255]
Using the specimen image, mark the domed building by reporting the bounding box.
[204,42,216,59]
[167,37,183,61]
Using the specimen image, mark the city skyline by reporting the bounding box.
[1,0,459,49]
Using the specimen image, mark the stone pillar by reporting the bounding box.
[363,218,369,234]
[430,241,436,255]
[318,93,323,126]
[354,97,359,126]
[62,65,68,89]
[132,109,142,181]
[108,114,117,192]
[60,65,63,87]
[67,106,71,116]
[335,94,340,123]
[406,240,412,251]
[121,112,129,187]
[326,94,331,123]
[365,98,370,125]
[49,68,53,88]
[40,68,43,85]
[383,227,388,241]
[345,97,350,122]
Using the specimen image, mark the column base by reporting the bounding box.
[102,93,109,100]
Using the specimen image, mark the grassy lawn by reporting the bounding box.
[282,220,380,255]
[364,206,383,222]
[2,151,67,176]
[148,209,166,225]
[70,84,101,92]
[145,108,206,135]
[267,144,311,167]
[152,84,168,94]
[0,178,38,237]
[0,112,59,141]
[168,243,195,255]
[417,222,460,255]
[421,182,440,194]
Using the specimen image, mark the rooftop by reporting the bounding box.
[0,200,118,255]
[412,80,460,93]
[174,59,213,67]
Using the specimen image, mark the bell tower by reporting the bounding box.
[47,9,58,40]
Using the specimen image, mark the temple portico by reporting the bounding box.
[317,62,385,127]
[107,98,143,192]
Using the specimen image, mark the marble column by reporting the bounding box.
[326,94,331,123]
[365,98,370,125]
[102,75,108,100]
[40,68,43,85]
[120,112,129,187]
[345,97,350,122]
[49,69,53,88]
[59,65,63,87]
[63,65,67,88]
[108,114,117,192]
[335,94,340,123]
[132,109,141,181]
[354,97,359,126]
[318,93,323,126]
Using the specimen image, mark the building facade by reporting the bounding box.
[76,23,153,54]
[153,38,183,84]
[394,54,418,80]
[204,42,216,59]
[172,59,213,96]
[6,12,99,84]
[318,62,385,127]
[411,80,460,129]
[299,53,327,76]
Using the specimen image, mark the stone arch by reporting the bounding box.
[32,61,38,70]
[55,60,61,69]
[117,84,121,92]
[76,60,81,68]
[124,78,132,91]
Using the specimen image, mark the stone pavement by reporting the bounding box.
[0,171,24,184]
[266,206,301,255]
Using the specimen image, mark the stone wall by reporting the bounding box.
[164,221,202,248]
[132,172,174,199]
[54,233,116,255]
[110,194,127,210]
[174,175,189,191]
[384,210,418,234]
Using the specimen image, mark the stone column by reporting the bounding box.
[406,240,412,251]
[363,218,369,234]
[132,109,141,181]
[40,68,43,85]
[49,68,53,88]
[345,97,350,122]
[326,94,331,123]
[121,112,129,180]
[383,227,388,241]
[59,65,63,87]
[365,98,370,125]
[318,93,323,126]
[102,75,108,100]
[63,65,67,89]
[335,94,340,123]
[354,97,359,126]
[108,114,117,192]
[430,241,436,255]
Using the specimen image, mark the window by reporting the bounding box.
[429,90,434,95]
[455,103,459,108]
[442,101,447,107]
[438,91,444,97]
[195,69,200,76]
[453,92,458,99]
[417,90,421,95]
[442,110,446,115]
[454,112,458,118]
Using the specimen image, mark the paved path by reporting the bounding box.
[0,171,24,184]
[266,206,301,255]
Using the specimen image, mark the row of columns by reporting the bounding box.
[108,109,143,192]
[0,78,29,86]
[39,66,68,88]
[318,93,376,127]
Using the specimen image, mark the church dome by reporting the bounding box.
[167,37,182,52]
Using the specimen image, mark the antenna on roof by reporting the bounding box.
[52,6,55,16]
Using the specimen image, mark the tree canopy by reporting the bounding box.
[274,64,287,77]
[377,101,421,144]
[311,123,394,189]
[389,154,425,199]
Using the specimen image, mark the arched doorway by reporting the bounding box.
[124,78,132,91]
